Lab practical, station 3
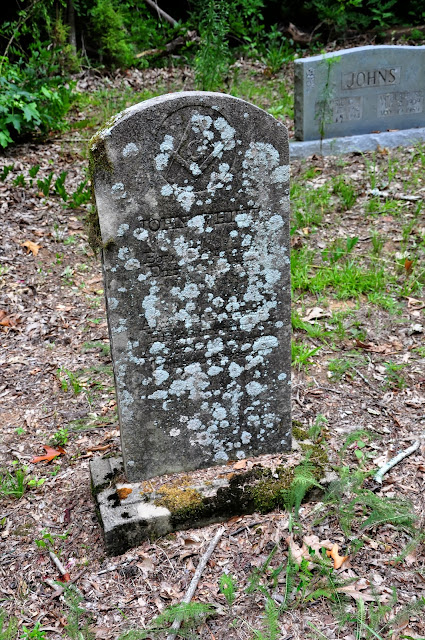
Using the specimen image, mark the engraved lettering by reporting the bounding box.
[378,91,424,117]
[341,67,401,90]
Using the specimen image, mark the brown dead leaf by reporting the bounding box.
[31,445,66,464]
[303,534,333,555]
[406,296,425,310]
[286,535,310,566]
[355,339,402,354]
[233,459,247,470]
[338,578,375,601]
[116,487,132,501]
[21,240,42,256]
[405,258,413,273]
[86,444,111,452]
[326,543,349,569]
[58,572,71,583]
[302,307,329,323]
[136,553,154,574]
[0,310,19,328]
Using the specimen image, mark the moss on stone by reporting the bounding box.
[87,134,114,255]
[292,420,308,441]
[248,466,295,514]
[300,443,329,476]
[153,477,203,515]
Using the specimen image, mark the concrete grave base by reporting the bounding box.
[90,446,328,556]
[289,126,425,159]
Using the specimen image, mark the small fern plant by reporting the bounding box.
[118,602,216,639]
[219,572,237,607]
[283,457,323,518]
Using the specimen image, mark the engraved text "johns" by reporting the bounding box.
[341,67,400,90]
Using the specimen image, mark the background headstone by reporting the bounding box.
[294,45,425,141]
[90,92,291,482]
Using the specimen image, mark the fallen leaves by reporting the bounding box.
[286,534,349,569]
[31,445,66,464]
[326,543,349,569]
[0,310,19,330]
[301,307,330,323]
[21,240,42,256]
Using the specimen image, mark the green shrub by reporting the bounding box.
[0,55,72,148]
[90,0,134,67]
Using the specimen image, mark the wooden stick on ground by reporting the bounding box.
[374,440,421,484]
[166,526,225,640]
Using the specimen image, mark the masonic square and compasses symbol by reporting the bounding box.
[155,105,238,194]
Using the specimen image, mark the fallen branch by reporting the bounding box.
[166,526,225,640]
[374,440,420,484]
[49,550,68,576]
[136,31,199,59]
[144,0,177,27]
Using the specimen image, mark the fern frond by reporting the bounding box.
[264,597,280,640]
[284,460,323,517]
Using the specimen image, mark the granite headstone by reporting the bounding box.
[294,45,425,141]
[90,92,291,482]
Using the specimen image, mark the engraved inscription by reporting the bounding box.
[155,106,238,199]
[306,68,315,91]
[378,91,424,117]
[315,97,362,124]
[342,67,400,90]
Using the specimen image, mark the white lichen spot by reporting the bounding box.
[142,282,160,328]
[278,372,287,380]
[169,428,180,437]
[118,247,129,260]
[150,341,167,354]
[117,223,129,236]
[271,164,290,184]
[148,390,168,399]
[155,134,174,170]
[214,117,236,150]
[235,213,252,228]
[111,182,126,199]
[229,362,244,378]
[133,228,148,241]
[206,337,224,357]
[189,162,202,176]
[208,365,223,376]
[246,381,265,397]
[187,215,205,233]
[214,450,229,462]
[109,297,119,310]
[212,405,227,420]
[187,418,202,431]
[252,336,278,352]
[122,142,139,158]
[153,368,169,385]
[161,184,173,197]
[241,431,252,444]
[124,258,140,271]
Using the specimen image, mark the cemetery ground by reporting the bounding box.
[0,65,425,640]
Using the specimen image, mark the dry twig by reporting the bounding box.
[374,439,421,484]
[166,526,225,640]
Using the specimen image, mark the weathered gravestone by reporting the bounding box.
[294,45,425,142]
[89,92,291,553]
